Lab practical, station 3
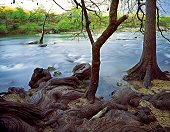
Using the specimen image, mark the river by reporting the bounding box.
[0,32,170,99]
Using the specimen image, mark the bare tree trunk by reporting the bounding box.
[124,0,169,87]
[39,14,48,44]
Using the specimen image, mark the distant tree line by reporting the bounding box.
[0,5,169,35]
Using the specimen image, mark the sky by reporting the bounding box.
[0,0,170,15]
[0,0,72,14]
[159,0,170,16]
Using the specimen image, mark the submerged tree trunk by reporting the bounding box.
[124,0,169,87]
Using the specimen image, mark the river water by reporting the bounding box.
[0,32,170,99]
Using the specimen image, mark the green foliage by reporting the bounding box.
[29,7,46,23]
[13,7,29,23]
[0,6,48,35]
[0,24,8,34]
[55,8,82,32]
[0,6,170,35]
[160,16,170,27]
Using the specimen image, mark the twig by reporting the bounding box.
[52,0,70,11]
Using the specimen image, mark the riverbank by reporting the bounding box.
[0,65,170,131]
[1,26,170,36]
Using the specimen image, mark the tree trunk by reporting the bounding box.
[39,14,48,44]
[85,46,100,103]
[124,0,169,87]
[80,0,128,103]
[39,30,44,44]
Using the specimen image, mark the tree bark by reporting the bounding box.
[124,0,169,88]
[85,46,100,102]
[82,0,128,103]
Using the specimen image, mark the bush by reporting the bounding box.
[0,24,8,34]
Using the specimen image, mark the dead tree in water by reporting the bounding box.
[39,8,52,44]
[124,0,170,87]
[39,14,48,44]
[73,0,128,103]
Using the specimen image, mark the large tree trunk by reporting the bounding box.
[124,0,169,87]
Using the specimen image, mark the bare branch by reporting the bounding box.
[52,0,70,11]
[81,0,94,44]
[89,0,101,12]
[73,0,101,21]
[136,1,145,34]
[156,7,170,42]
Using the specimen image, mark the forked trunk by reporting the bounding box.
[82,0,128,103]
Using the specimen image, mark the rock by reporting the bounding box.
[27,89,44,105]
[151,91,170,110]
[72,63,91,80]
[47,76,80,89]
[8,87,26,98]
[129,98,140,107]
[111,87,142,106]
[135,107,156,124]
[39,44,47,47]
[78,109,153,132]
[47,66,56,71]
[29,68,52,89]
[25,40,39,44]
[48,103,68,110]
[164,71,169,74]
[155,125,170,132]
[53,71,62,76]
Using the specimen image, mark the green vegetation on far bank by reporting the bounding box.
[0,6,170,35]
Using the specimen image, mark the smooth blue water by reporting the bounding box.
[0,32,170,99]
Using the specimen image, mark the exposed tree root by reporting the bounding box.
[124,61,170,88]
[84,90,95,104]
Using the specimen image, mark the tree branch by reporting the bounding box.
[94,15,128,48]
[73,0,101,20]
[81,0,94,44]
[109,0,119,23]
[136,1,145,34]
[156,7,170,42]
[52,0,70,11]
